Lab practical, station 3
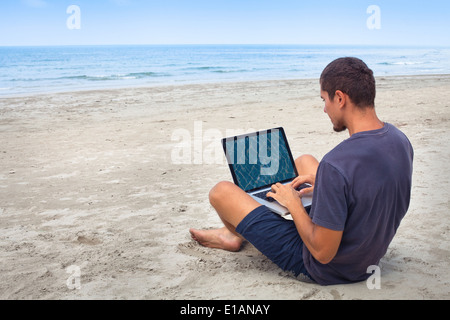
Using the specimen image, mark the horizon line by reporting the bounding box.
[1,43,450,48]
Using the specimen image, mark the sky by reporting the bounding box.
[0,0,449,46]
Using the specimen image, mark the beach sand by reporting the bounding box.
[0,75,449,300]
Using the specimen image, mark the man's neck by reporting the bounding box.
[346,107,384,136]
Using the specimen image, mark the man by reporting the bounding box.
[190,57,414,285]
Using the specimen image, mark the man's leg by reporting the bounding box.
[190,181,261,252]
[190,155,319,252]
[295,154,319,177]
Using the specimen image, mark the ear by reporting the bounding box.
[334,90,347,109]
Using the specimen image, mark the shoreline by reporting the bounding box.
[0,75,449,300]
[1,73,450,100]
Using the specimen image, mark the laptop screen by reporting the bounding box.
[223,128,298,193]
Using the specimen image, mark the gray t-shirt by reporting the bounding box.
[304,123,414,285]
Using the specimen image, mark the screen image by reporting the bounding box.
[224,129,297,192]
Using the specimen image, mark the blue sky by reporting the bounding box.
[1,0,449,46]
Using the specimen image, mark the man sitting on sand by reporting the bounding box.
[190,57,414,285]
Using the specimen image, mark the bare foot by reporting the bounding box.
[189,227,243,252]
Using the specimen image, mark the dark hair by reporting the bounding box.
[320,57,376,108]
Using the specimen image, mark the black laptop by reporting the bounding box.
[222,127,312,216]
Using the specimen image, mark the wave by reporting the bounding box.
[211,68,255,74]
[127,72,170,78]
[377,61,425,66]
[65,72,171,81]
[182,66,225,71]
[181,66,269,74]
[9,72,171,82]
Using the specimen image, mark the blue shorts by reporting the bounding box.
[236,206,315,282]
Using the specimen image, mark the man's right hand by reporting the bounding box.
[291,174,315,196]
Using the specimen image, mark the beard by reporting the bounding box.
[333,119,347,133]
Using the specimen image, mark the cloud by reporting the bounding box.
[22,0,48,8]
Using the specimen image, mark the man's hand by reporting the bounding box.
[266,183,302,211]
[292,174,316,196]
[267,175,316,211]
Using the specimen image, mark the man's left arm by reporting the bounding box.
[267,183,343,265]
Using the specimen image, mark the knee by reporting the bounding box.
[295,154,319,175]
[209,181,235,207]
[295,154,316,165]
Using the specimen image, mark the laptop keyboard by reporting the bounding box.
[253,183,311,203]
[253,190,276,202]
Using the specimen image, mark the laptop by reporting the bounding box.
[222,127,312,216]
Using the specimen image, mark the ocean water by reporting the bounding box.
[0,45,449,97]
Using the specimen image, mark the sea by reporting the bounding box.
[0,45,449,97]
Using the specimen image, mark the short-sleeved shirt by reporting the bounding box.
[303,123,414,285]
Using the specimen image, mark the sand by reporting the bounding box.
[0,75,449,300]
